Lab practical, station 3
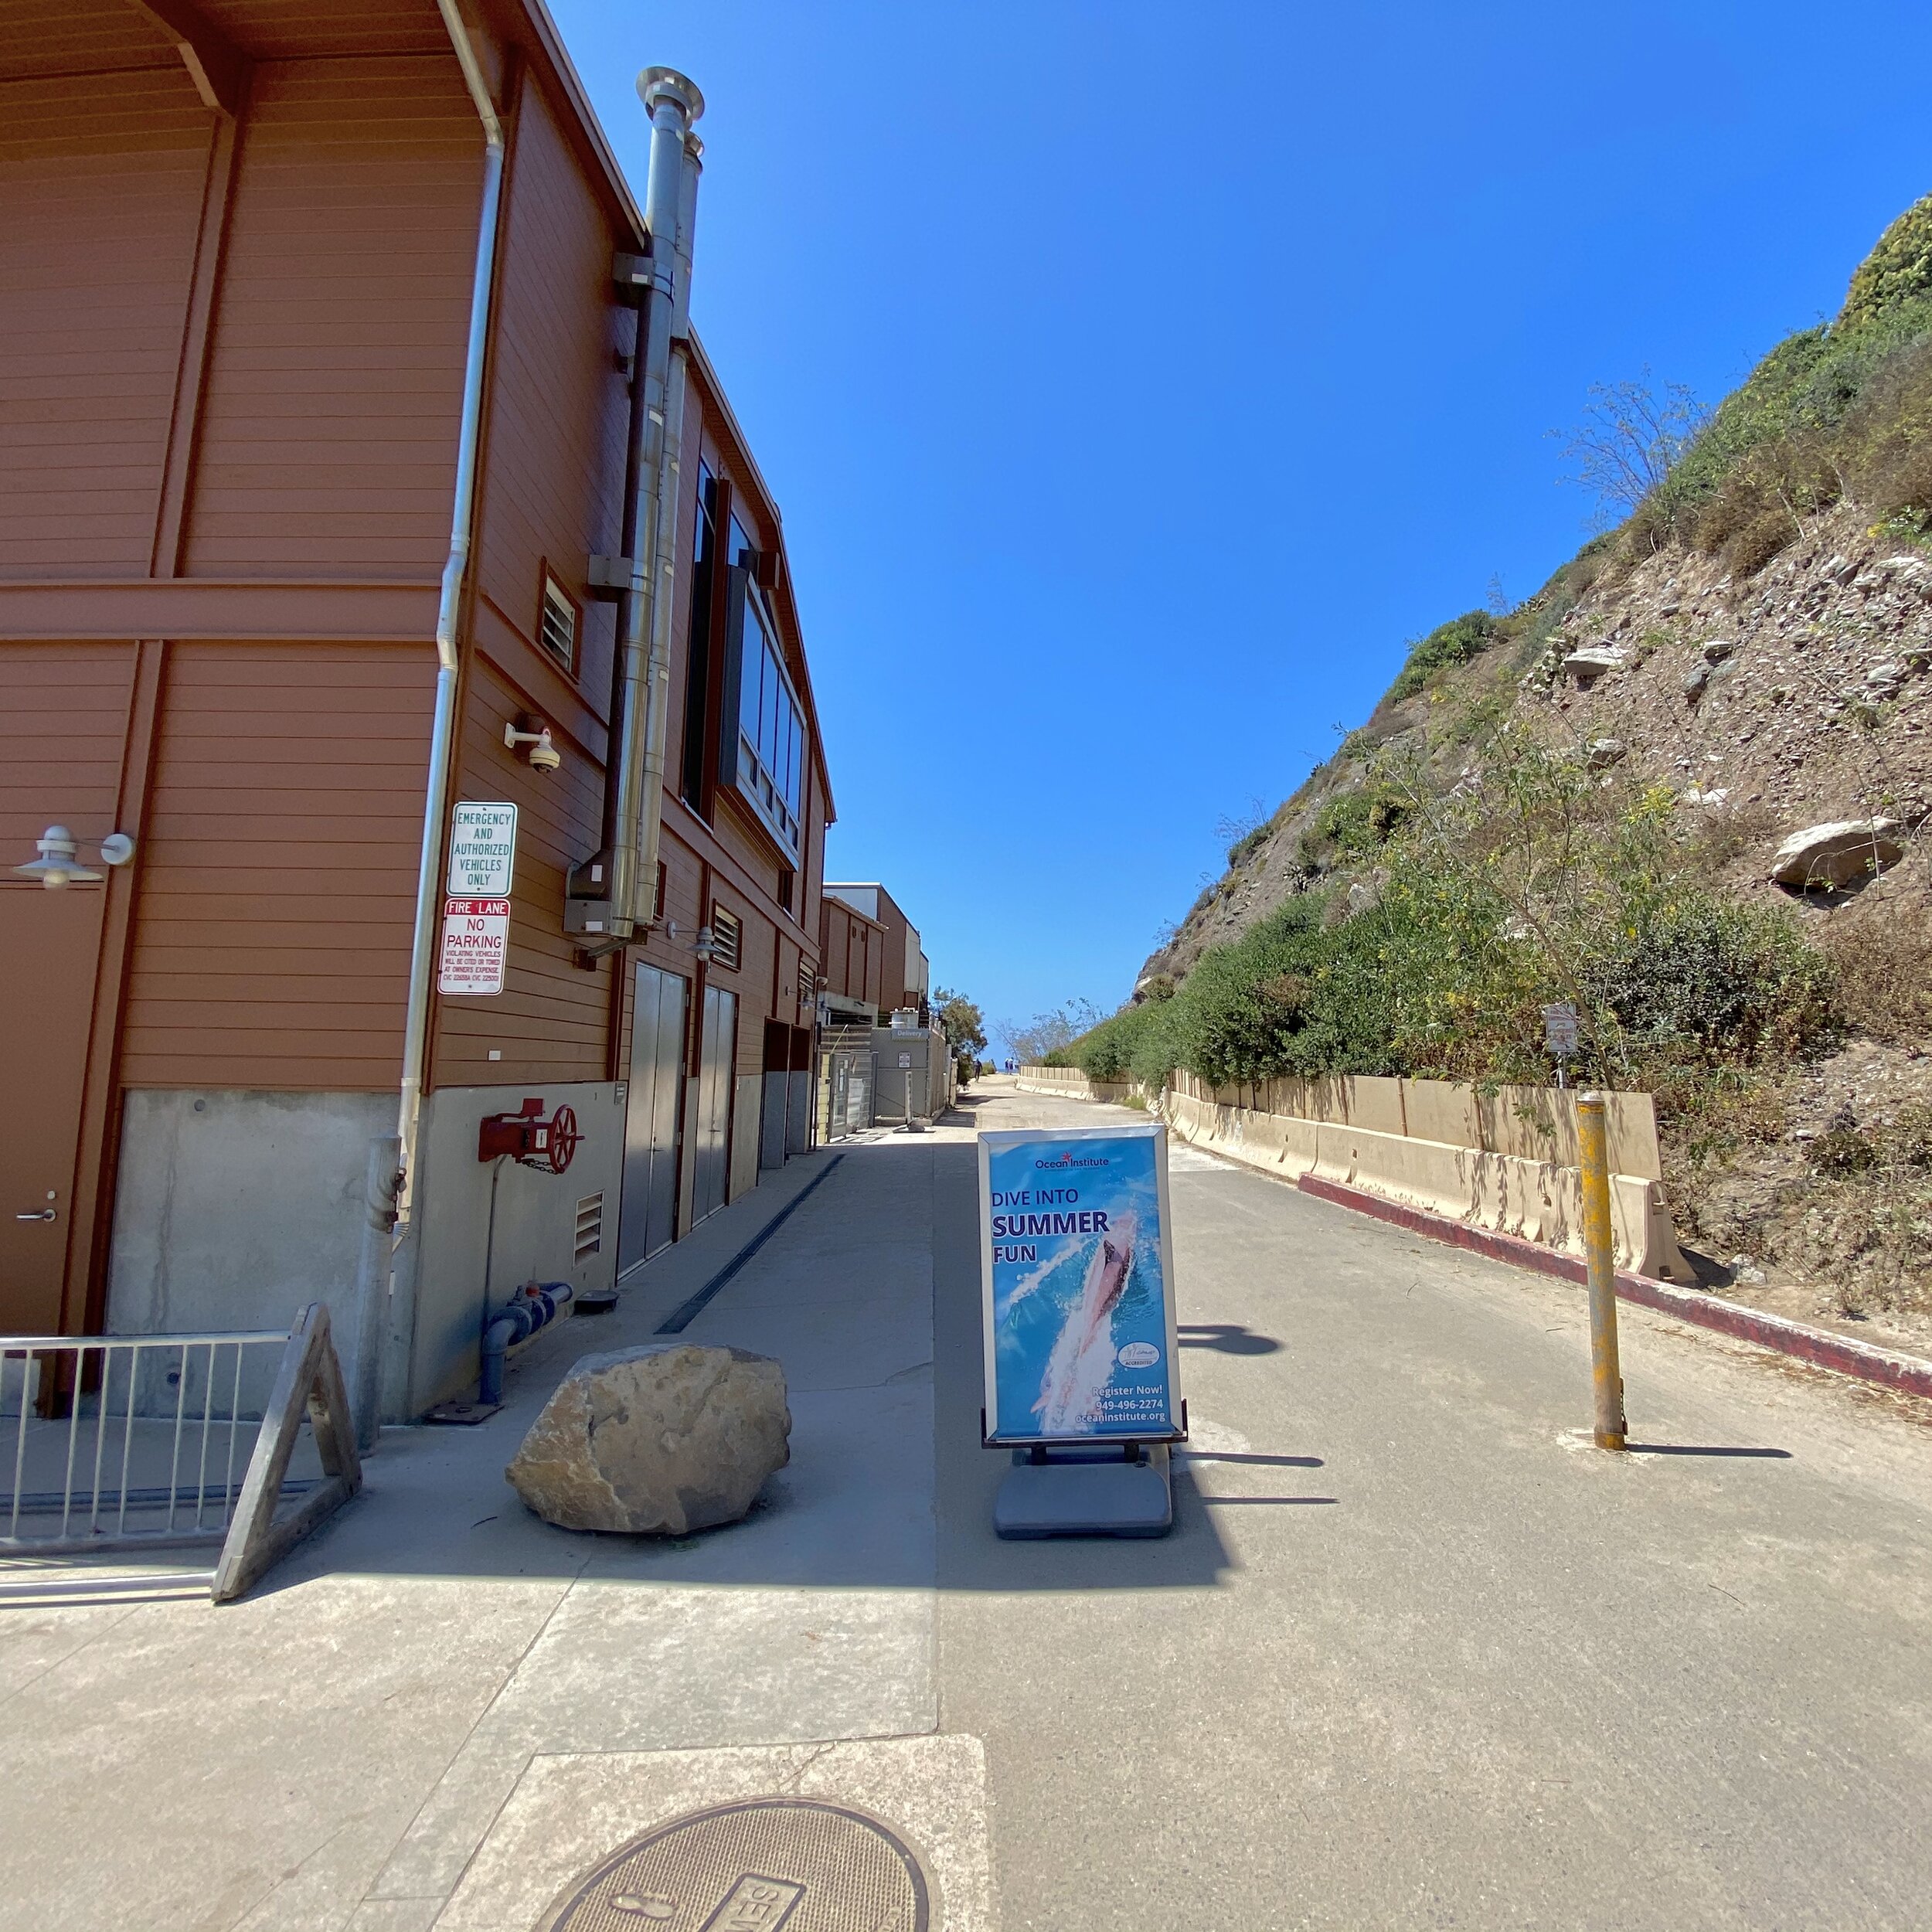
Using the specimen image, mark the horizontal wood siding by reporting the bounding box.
[0,2,172,82]
[120,642,433,1087]
[192,1,450,62]
[471,70,626,720]
[182,55,477,578]
[0,643,137,855]
[430,658,611,1085]
[0,68,212,577]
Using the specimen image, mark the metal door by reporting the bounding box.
[840,1052,874,1133]
[692,985,736,1223]
[0,885,103,1332]
[618,963,687,1275]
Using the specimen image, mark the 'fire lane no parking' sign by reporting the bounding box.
[438,897,510,995]
[438,800,517,996]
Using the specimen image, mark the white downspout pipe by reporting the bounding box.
[386,1,505,1346]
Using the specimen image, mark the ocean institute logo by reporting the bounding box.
[1034,1148,1111,1169]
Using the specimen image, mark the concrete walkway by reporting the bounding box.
[2,1081,1930,1929]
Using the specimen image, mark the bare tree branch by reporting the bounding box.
[1553,369,1710,526]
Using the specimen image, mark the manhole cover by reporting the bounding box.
[540,1796,931,1932]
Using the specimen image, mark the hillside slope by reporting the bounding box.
[1143,508,1932,987]
[1105,193,1932,1342]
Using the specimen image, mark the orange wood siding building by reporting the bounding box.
[0,0,834,1414]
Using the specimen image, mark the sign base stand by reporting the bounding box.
[993,1441,1173,1539]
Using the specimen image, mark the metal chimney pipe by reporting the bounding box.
[631,124,703,935]
[591,66,702,942]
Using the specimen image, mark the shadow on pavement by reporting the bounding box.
[1193,1495,1338,1506]
[1627,1444,1794,1458]
[1179,1322,1283,1355]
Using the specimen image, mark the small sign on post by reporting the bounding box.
[1543,1000,1580,1087]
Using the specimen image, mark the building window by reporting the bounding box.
[777,866,794,915]
[652,860,667,923]
[728,588,804,856]
[709,903,742,972]
[539,573,577,672]
[729,510,758,565]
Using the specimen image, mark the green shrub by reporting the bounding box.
[1579,893,1836,1063]
[1298,786,1409,869]
[1841,194,1932,332]
[1388,611,1500,701]
[1054,732,1841,1109]
[1226,820,1274,869]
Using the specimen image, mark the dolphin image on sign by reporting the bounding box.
[1036,1211,1137,1434]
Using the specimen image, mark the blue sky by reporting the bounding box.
[547,0,1932,1053]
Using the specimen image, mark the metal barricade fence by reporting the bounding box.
[0,1303,362,1600]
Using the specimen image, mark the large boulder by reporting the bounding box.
[1562,645,1627,680]
[506,1342,790,1535]
[1770,818,1904,889]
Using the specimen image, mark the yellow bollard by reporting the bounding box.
[1577,1091,1627,1451]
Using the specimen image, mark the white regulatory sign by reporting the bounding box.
[439,897,510,996]
[447,802,518,896]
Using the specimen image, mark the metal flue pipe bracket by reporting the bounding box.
[567,66,702,951]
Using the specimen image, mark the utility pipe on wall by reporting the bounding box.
[578,68,703,945]
[393,0,506,1247]
[631,124,704,944]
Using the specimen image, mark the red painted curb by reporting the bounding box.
[1295,1172,1932,1402]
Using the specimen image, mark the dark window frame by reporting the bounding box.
[716,566,805,860]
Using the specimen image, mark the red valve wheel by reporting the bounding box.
[545,1104,580,1174]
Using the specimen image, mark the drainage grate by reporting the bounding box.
[539,1796,930,1932]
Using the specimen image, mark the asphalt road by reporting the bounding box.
[3,1081,1927,1931]
[939,1083,1932,1931]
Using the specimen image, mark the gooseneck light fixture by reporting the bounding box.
[12,826,136,889]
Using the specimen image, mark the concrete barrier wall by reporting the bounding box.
[1019,1063,1689,1281]
[1164,1068,1662,1182]
[1013,1067,1139,1107]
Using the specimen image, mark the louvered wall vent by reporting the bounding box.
[574,1192,604,1262]
[540,575,578,671]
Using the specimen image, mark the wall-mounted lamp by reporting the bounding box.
[692,924,716,964]
[503,719,562,774]
[13,826,135,890]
